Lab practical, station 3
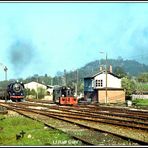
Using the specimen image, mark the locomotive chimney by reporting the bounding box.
[109,65,112,73]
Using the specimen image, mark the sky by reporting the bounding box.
[0,2,148,81]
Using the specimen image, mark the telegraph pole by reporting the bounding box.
[0,63,8,102]
[75,69,78,97]
[64,69,67,86]
[36,76,38,99]
[51,77,53,86]
[99,51,108,104]
[105,53,108,104]
[0,63,8,81]
[4,66,8,81]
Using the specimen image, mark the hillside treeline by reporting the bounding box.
[0,58,148,97]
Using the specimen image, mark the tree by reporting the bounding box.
[78,81,84,95]
[38,75,52,85]
[114,66,127,78]
[44,74,48,77]
[137,72,148,83]
[121,77,136,97]
[24,88,36,99]
[117,56,123,62]
[37,87,46,99]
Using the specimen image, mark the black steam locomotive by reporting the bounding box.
[7,81,25,102]
[0,81,25,102]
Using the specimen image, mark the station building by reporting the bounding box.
[84,66,125,104]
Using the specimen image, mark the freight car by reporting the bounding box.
[53,85,78,105]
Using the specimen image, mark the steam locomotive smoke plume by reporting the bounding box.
[8,39,37,76]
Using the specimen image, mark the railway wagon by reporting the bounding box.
[53,86,78,105]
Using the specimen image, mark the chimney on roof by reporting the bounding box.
[99,66,103,72]
[109,65,112,73]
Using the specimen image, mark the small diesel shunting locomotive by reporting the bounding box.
[6,81,25,102]
[53,85,78,105]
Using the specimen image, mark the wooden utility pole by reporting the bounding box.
[4,66,8,81]
[99,52,108,104]
[75,69,78,97]
[105,53,108,104]
[64,69,67,86]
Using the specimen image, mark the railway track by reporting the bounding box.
[3,101,147,131]
[0,102,137,146]
[7,102,148,131]
[0,102,148,145]
[18,100,148,115]
[25,99,148,118]
[15,101,148,125]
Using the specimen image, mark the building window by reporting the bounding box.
[96,80,103,87]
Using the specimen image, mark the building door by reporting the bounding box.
[92,89,98,103]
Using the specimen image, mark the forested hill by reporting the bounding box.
[1,58,147,88]
[77,58,148,79]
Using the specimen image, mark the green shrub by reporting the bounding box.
[37,87,46,99]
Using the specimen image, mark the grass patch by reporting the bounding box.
[0,115,82,146]
[132,99,148,106]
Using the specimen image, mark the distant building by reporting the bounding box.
[24,82,55,100]
[24,81,47,92]
[84,66,125,104]
[46,85,54,95]
[132,91,148,100]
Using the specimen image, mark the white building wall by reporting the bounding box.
[132,94,148,99]
[107,74,121,88]
[24,81,47,92]
[93,73,121,89]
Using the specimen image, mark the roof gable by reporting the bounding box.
[24,81,46,87]
[84,71,121,79]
